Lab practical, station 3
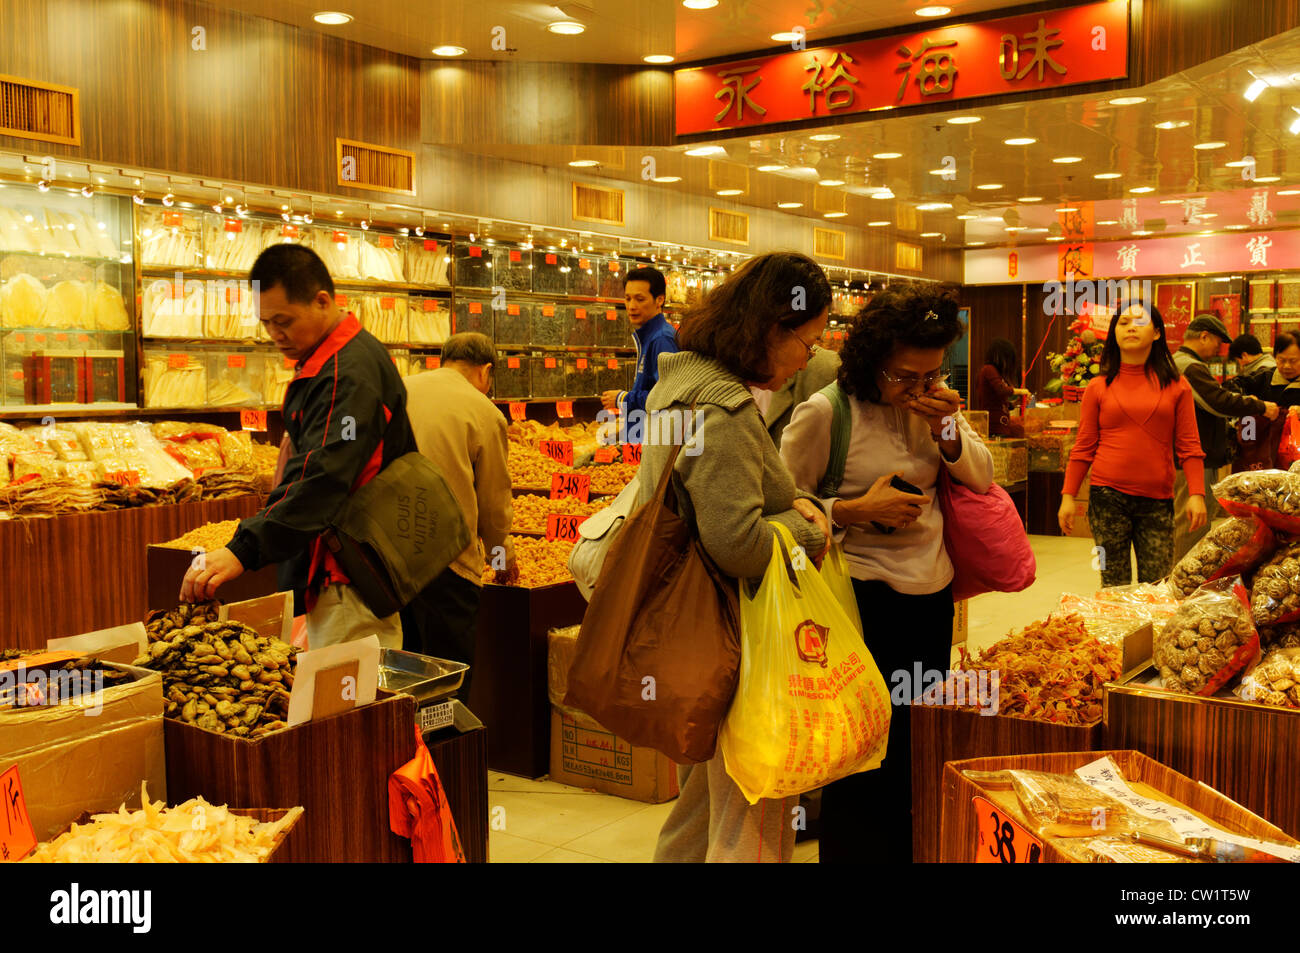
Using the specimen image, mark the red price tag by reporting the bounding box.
[973,797,1042,864]
[168,353,189,369]
[225,286,238,304]
[163,210,183,228]
[240,409,268,432]
[12,334,23,343]
[76,334,89,344]
[507,357,520,369]
[594,447,617,463]
[607,358,619,370]
[509,402,527,422]
[550,471,591,503]
[622,442,642,465]
[835,331,845,340]
[381,296,395,310]
[538,439,575,467]
[576,358,588,370]
[543,305,555,317]
[579,258,589,269]
[224,217,242,233]
[509,249,522,262]
[425,355,441,369]
[33,334,47,344]
[575,308,587,320]
[546,253,557,265]
[605,310,618,321]
[336,294,348,307]
[332,230,347,243]
[544,357,557,369]
[54,333,67,343]
[508,304,520,316]
[469,302,482,314]
[608,261,619,272]
[556,400,574,419]
[422,298,438,312]
[227,354,246,368]
[423,239,438,252]
[379,235,394,248]
[282,224,299,238]
[469,245,482,258]
[546,513,585,542]
[0,765,37,862]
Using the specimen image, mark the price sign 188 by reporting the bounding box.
[546,513,585,542]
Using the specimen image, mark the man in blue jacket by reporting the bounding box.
[600,266,679,444]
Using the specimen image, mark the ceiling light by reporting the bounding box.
[432,46,466,56]
[1094,172,1122,179]
[685,146,726,157]
[643,54,675,64]
[1194,141,1227,150]
[1130,186,1155,193]
[1004,137,1037,145]
[1108,96,1147,106]
[1278,189,1300,195]
[161,192,175,206]
[652,175,682,183]
[1047,236,1064,241]
[548,20,586,35]
[870,189,894,199]
[1254,175,1281,183]
[1225,159,1252,168]
[956,214,978,220]
[1290,116,1300,135]
[1226,224,1247,229]
[1132,229,1152,236]
[1052,156,1083,164]
[1244,78,1269,102]
[778,202,803,209]
[771,31,801,42]
[947,116,981,124]
[132,192,144,205]
[1025,227,1049,233]
[819,178,845,187]
[1159,199,1183,205]
[824,212,848,218]
[1155,120,1190,129]
[976,183,1002,190]
[1004,226,1026,232]
[81,185,94,198]
[916,202,952,211]
[809,133,840,142]
[967,241,986,246]
[211,201,222,213]
[868,221,890,226]
[1055,206,1077,212]
[1018,196,1042,202]
[682,0,718,8]
[313,12,353,25]
[757,164,786,172]
[1199,213,1217,218]
[920,231,941,237]
[36,179,49,192]
[915,5,951,15]
[872,152,902,159]
[568,159,600,167]
[96,176,106,184]
[717,189,743,196]
[1097,219,1118,225]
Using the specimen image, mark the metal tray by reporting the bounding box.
[377,648,468,705]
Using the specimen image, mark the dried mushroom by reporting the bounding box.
[1249,542,1300,626]
[1236,646,1300,709]
[1168,516,1274,598]
[1154,580,1258,695]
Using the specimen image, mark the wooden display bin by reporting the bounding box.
[163,692,417,862]
[938,749,1298,863]
[146,542,280,612]
[471,581,588,778]
[911,704,1102,863]
[1106,666,1300,840]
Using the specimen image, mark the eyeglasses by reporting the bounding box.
[786,327,820,358]
[880,369,948,389]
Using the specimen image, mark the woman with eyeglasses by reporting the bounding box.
[780,286,993,863]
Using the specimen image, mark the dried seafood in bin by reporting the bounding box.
[1154,577,1259,695]
[481,535,574,587]
[408,298,449,344]
[531,251,570,295]
[358,234,405,282]
[1249,541,1300,625]
[570,255,600,297]
[494,246,532,291]
[455,244,493,288]
[1170,516,1276,597]
[510,493,610,534]
[576,461,639,496]
[159,520,240,552]
[508,447,569,489]
[494,301,531,346]
[404,239,450,287]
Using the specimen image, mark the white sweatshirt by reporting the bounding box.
[781,392,994,595]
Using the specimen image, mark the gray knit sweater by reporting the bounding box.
[634,351,827,581]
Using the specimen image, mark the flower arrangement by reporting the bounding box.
[1047,316,1105,392]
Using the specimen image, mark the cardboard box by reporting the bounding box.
[219,591,293,643]
[47,622,147,664]
[549,708,678,804]
[938,749,1299,863]
[0,662,166,841]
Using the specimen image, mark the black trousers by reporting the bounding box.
[818,578,954,864]
[399,568,483,699]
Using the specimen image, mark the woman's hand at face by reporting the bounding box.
[908,386,962,436]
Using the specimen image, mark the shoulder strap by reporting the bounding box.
[816,382,851,498]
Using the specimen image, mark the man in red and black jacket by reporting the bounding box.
[180,244,416,648]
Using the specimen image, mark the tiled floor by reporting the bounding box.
[489,534,1096,863]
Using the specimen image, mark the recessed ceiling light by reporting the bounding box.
[915,5,951,15]
[778,202,803,209]
[1278,189,1300,195]
[1199,213,1217,218]
[1094,172,1122,179]
[1055,206,1077,212]
[824,212,848,218]
[978,216,1003,223]
[1004,137,1037,145]
[1132,229,1152,236]
[682,0,718,8]
[967,241,986,246]
[868,220,890,226]
[1018,196,1042,202]
[1225,159,1252,168]
[1130,186,1155,193]
[920,231,941,237]
[685,146,726,157]
[1052,156,1084,164]
[1005,226,1027,232]
[1194,141,1227,150]
[432,45,466,56]
[947,116,981,124]
[569,159,601,168]
[717,189,743,196]
[771,31,801,42]
[1097,219,1119,225]
[1254,175,1281,183]
[872,152,902,159]
[652,175,682,183]
[1226,224,1247,229]
[643,54,675,64]
[548,20,585,34]
[809,133,840,142]
[1047,236,1064,241]
[956,214,978,220]
[313,12,353,24]
[818,178,846,187]
[976,184,1002,190]
[916,202,952,211]
[758,164,786,172]
[871,189,894,199]
[1155,120,1191,129]
[1109,96,1147,106]
[1158,199,1183,205]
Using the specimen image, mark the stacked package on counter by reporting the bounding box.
[143,352,207,407]
[66,421,194,487]
[306,227,360,279]
[404,240,450,286]
[142,277,204,337]
[138,207,203,267]
[202,215,265,273]
[358,235,405,282]
[357,292,408,344]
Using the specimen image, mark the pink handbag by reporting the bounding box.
[938,469,1036,601]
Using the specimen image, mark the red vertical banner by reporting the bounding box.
[1155,282,1196,353]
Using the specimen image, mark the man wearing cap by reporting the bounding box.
[1172,314,1279,556]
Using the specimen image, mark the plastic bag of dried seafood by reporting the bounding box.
[1213,468,1300,534]
[1169,515,1276,598]
[1235,645,1300,709]
[1249,541,1300,626]
[1153,576,1260,696]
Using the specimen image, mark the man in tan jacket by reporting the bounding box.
[402,333,514,692]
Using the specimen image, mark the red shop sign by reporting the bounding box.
[673,0,1129,134]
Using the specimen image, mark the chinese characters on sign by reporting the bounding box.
[714,66,767,123]
[999,18,1066,82]
[806,51,861,113]
[896,39,957,101]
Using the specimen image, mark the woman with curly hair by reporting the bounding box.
[780,285,994,863]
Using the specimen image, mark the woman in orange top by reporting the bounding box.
[1059,302,1207,587]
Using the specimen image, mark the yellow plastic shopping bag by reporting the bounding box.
[719,523,891,804]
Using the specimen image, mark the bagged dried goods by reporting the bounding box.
[1169,516,1276,598]
[1214,469,1300,535]
[1153,577,1259,696]
[1249,541,1300,626]
[1235,644,1300,709]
